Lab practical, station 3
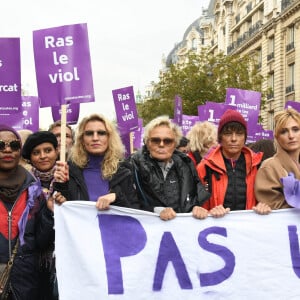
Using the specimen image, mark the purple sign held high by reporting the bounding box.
[0,38,22,114]
[182,115,199,136]
[285,101,300,112]
[112,86,138,133]
[1,96,39,132]
[198,102,227,126]
[225,88,261,128]
[174,95,182,126]
[33,23,95,107]
[52,102,80,125]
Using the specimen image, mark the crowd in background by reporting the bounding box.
[1,106,300,299]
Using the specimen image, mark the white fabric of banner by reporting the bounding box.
[54,202,300,300]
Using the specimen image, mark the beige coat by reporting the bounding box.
[255,144,300,209]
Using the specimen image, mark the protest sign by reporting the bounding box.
[112,86,138,133]
[55,202,300,299]
[173,95,182,126]
[33,23,95,107]
[0,38,22,114]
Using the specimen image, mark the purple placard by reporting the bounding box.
[33,23,95,107]
[173,95,182,126]
[112,86,138,133]
[182,115,200,136]
[51,102,80,125]
[285,101,300,111]
[132,118,143,150]
[0,96,39,131]
[0,38,22,114]
[198,102,227,126]
[225,88,261,129]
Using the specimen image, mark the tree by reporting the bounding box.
[138,50,267,123]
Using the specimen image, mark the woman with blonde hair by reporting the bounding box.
[186,121,218,166]
[64,114,139,209]
[254,107,300,212]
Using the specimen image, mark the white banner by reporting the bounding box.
[54,202,300,300]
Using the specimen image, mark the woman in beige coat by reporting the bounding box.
[254,108,300,211]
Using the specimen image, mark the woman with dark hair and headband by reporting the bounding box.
[0,125,56,300]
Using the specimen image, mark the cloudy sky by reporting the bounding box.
[2,0,210,128]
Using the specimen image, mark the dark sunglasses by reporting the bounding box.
[0,140,21,151]
[84,130,108,137]
[149,137,175,146]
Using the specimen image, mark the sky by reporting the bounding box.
[1,0,210,129]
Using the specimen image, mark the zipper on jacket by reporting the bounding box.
[8,210,12,257]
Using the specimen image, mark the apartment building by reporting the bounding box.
[163,0,300,130]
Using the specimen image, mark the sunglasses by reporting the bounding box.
[0,140,21,151]
[84,130,108,137]
[149,137,175,146]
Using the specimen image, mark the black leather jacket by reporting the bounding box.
[128,146,210,212]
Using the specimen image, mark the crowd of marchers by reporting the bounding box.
[1,107,300,299]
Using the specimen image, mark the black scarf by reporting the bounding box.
[0,166,27,202]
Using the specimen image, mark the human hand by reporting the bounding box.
[192,206,209,219]
[159,207,176,221]
[96,193,116,210]
[54,161,69,183]
[47,191,67,212]
[209,205,230,218]
[253,202,272,215]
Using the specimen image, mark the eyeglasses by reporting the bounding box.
[149,137,175,146]
[0,140,21,151]
[84,130,108,137]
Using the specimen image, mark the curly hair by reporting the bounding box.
[143,116,182,147]
[186,121,217,157]
[70,114,125,179]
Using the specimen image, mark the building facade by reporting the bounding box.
[163,0,300,130]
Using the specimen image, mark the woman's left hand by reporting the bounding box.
[96,193,116,210]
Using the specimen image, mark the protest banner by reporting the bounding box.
[0,38,22,114]
[55,202,300,299]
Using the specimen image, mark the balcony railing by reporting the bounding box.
[246,3,253,13]
[286,42,294,52]
[267,52,274,61]
[286,84,295,93]
[282,0,293,10]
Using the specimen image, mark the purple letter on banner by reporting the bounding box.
[112,86,138,133]
[288,225,300,278]
[0,38,22,114]
[198,226,235,286]
[33,23,95,107]
[153,232,192,291]
[98,214,147,294]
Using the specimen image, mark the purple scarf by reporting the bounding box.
[281,172,300,208]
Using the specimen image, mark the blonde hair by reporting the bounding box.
[187,121,217,156]
[70,114,125,179]
[274,108,300,138]
[143,116,182,146]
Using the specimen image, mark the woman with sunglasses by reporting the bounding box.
[58,114,139,209]
[22,131,67,300]
[0,125,55,300]
[128,115,210,220]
